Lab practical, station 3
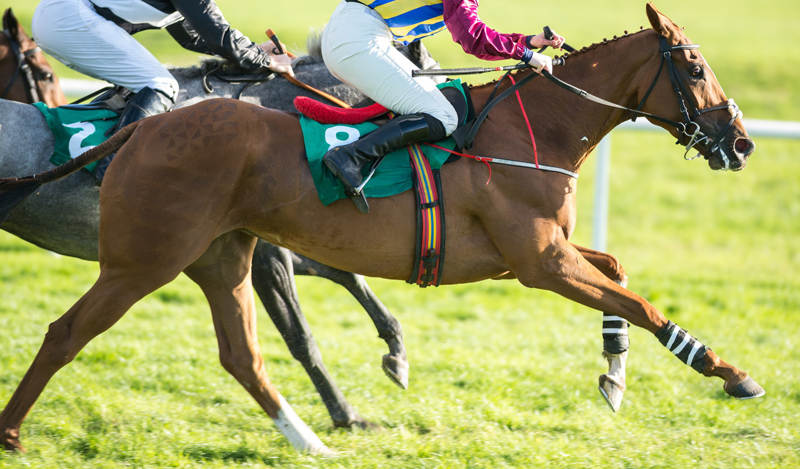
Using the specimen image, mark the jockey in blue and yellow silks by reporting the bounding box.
[320,0,566,212]
[360,0,446,44]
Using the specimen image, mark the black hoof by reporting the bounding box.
[725,376,766,400]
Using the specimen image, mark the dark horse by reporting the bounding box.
[0,8,65,107]
[0,4,762,454]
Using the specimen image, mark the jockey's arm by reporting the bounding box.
[166,0,271,72]
[442,0,564,73]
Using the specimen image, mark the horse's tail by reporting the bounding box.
[0,121,141,224]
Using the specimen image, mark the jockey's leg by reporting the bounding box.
[320,0,457,212]
[322,113,445,198]
[32,0,177,182]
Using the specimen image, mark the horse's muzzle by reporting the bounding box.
[705,136,755,172]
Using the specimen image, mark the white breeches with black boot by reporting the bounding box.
[33,0,176,182]
[320,1,455,212]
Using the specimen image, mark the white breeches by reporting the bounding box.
[321,1,459,135]
[32,0,179,100]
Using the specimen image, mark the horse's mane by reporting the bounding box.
[553,27,651,63]
[168,28,325,79]
[470,27,653,90]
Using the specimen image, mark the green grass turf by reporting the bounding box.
[2,0,800,467]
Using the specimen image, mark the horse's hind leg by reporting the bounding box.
[185,233,331,454]
[289,250,409,390]
[251,241,378,429]
[0,266,177,452]
[574,244,629,413]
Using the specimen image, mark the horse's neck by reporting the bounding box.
[482,30,658,173]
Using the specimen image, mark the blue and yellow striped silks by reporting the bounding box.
[362,0,446,45]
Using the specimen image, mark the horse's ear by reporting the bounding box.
[646,3,678,39]
[3,8,18,33]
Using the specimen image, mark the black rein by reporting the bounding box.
[1,29,41,103]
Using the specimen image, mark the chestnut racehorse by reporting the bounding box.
[0,4,762,454]
[0,8,65,107]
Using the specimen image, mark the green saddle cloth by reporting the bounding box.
[301,79,466,206]
[33,102,120,173]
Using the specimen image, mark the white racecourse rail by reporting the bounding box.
[592,119,800,251]
[61,79,800,251]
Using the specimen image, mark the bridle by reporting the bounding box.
[632,36,742,167]
[1,29,41,103]
[542,36,742,170]
[417,33,745,172]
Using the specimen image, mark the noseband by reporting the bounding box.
[1,29,41,103]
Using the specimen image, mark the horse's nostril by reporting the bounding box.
[734,138,754,156]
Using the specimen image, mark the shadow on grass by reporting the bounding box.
[181,443,283,465]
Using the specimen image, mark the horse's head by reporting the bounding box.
[1,8,67,107]
[639,3,754,171]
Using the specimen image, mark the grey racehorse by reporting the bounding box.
[0,34,441,429]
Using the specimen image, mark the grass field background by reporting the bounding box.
[2,0,800,467]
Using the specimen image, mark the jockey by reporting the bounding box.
[31,0,294,181]
[321,0,565,208]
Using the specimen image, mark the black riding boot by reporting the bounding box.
[94,86,174,184]
[322,113,445,212]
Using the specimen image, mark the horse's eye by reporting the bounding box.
[690,66,704,79]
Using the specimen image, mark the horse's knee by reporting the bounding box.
[535,244,582,285]
[605,255,628,287]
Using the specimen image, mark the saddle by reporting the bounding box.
[295,79,475,287]
[295,81,473,132]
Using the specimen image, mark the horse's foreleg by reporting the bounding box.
[0,267,171,453]
[185,233,332,454]
[251,241,377,429]
[523,238,764,400]
[573,244,629,412]
[290,251,409,390]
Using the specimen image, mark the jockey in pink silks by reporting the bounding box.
[320,0,565,209]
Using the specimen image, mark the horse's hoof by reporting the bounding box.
[598,374,625,413]
[724,376,766,400]
[382,354,409,390]
[1,435,25,453]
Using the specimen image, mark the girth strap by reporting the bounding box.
[407,144,445,287]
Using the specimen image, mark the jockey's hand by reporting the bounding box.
[528,31,566,50]
[258,42,295,77]
[267,51,294,77]
[526,52,553,75]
